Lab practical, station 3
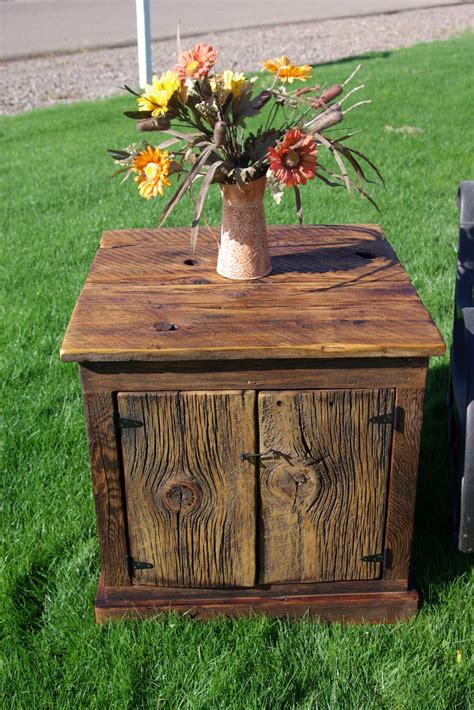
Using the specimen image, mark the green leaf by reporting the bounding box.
[107,149,131,160]
[190,161,224,252]
[162,129,202,144]
[220,92,234,119]
[332,142,366,183]
[315,169,344,188]
[318,164,380,211]
[229,166,258,187]
[294,185,303,226]
[342,146,386,187]
[233,90,272,125]
[315,131,351,192]
[123,110,153,119]
[123,84,143,97]
[156,137,187,150]
[157,144,216,228]
[110,166,131,178]
[245,129,280,163]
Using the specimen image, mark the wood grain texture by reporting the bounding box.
[60,226,445,362]
[80,358,428,394]
[384,387,426,579]
[96,575,419,623]
[64,224,438,622]
[82,392,130,586]
[258,389,395,584]
[118,391,256,588]
[105,578,410,601]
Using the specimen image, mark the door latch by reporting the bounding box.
[240,449,278,462]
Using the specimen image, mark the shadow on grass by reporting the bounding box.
[412,363,473,605]
[10,556,54,634]
[313,50,392,69]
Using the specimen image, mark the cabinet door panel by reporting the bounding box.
[258,389,394,584]
[118,390,256,588]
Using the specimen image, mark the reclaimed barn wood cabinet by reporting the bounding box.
[61,225,445,622]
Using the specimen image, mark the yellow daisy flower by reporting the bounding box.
[132,145,171,198]
[261,56,311,83]
[222,70,248,96]
[137,71,182,116]
[211,70,248,100]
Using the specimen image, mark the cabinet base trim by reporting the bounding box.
[95,576,419,624]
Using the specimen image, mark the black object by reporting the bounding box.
[113,413,144,430]
[361,549,389,566]
[126,556,153,572]
[448,181,474,553]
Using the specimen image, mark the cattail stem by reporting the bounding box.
[294,84,321,97]
[341,64,361,87]
[305,106,343,133]
[343,99,372,114]
[312,84,343,110]
[136,116,171,131]
[339,84,365,105]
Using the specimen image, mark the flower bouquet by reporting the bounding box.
[109,42,383,280]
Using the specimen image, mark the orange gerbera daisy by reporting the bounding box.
[261,55,311,83]
[267,129,317,187]
[174,43,218,81]
[132,145,171,198]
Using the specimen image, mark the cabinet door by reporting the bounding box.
[118,391,256,588]
[258,389,394,584]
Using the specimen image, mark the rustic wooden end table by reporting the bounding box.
[60,224,445,623]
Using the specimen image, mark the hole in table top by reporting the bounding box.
[277,400,282,407]
[184,258,198,266]
[155,321,180,332]
[355,251,376,260]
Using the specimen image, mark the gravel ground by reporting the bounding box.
[1,5,473,115]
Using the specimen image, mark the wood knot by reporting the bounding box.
[154,321,180,332]
[162,479,201,513]
[267,461,321,510]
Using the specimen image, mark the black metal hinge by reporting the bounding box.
[369,413,394,425]
[126,555,153,572]
[362,549,389,566]
[113,413,144,430]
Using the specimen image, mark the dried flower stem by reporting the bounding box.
[342,64,362,87]
[339,84,365,106]
[343,99,372,114]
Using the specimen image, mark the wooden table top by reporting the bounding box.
[60,225,445,363]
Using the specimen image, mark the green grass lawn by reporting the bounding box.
[1,34,473,709]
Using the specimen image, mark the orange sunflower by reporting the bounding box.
[261,55,311,83]
[132,145,171,198]
[267,129,317,187]
[174,43,218,81]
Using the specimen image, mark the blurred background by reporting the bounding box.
[1,2,474,708]
[0,0,469,59]
[1,2,473,114]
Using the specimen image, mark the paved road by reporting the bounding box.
[0,0,468,60]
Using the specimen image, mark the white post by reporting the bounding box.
[136,0,152,88]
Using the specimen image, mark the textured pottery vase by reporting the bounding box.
[217,176,272,280]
